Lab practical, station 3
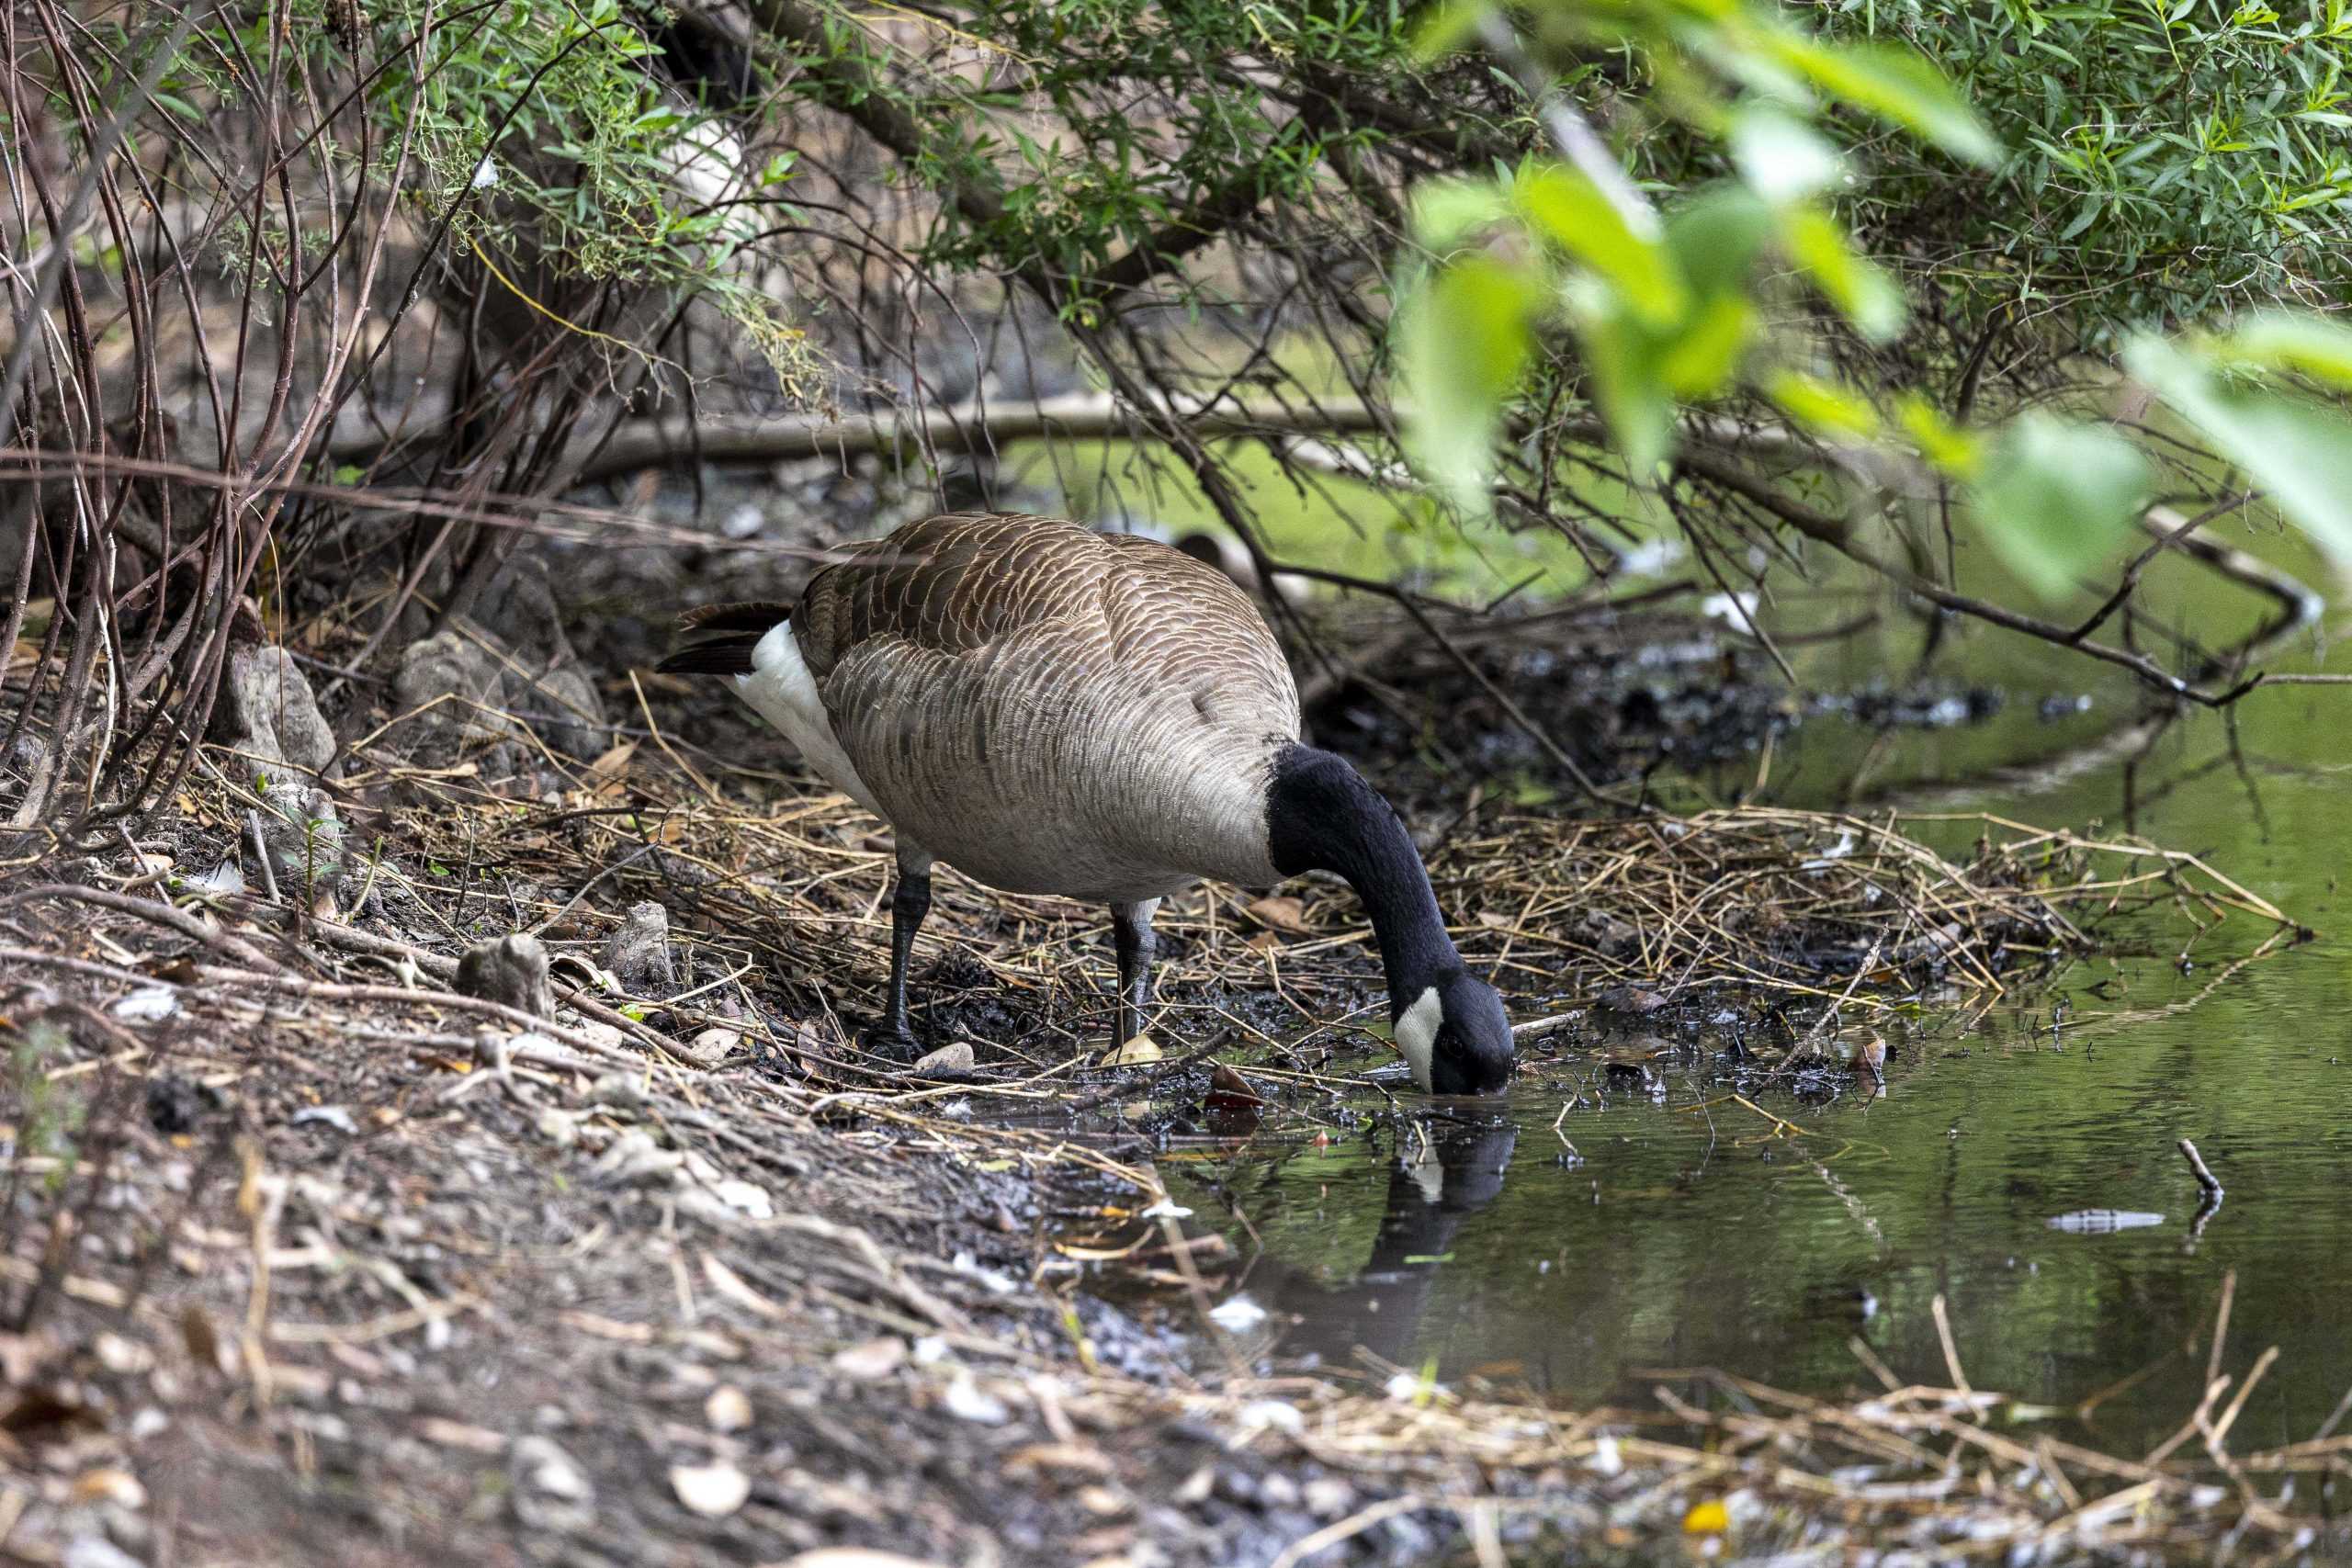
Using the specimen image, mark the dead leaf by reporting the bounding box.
[586,739,638,783]
[910,1042,974,1074]
[1204,1064,1263,1111]
[670,1459,751,1517]
[1099,1034,1161,1067]
[1244,895,1309,933]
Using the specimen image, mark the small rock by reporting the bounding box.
[943,1372,1010,1425]
[529,663,608,761]
[589,1130,683,1189]
[2,729,47,786]
[684,1027,740,1067]
[670,1459,751,1517]
[391,630,514,770]
[1302,1477,1355,1518]
[605,902,675,994]
[223,645,336,773]
[831,1337,906,1382]
[511,1435,595,1533]
[63,1538,144,1568]
[111,987,179,1022]
[456,934,553,1019]
[1595,985,1668,1016]
[705,1384,752,1433]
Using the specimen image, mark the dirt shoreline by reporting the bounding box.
[1,690,2332,1564]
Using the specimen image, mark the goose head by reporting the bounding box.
[1266,745,1517,1096]
[1395,967,1517,1096]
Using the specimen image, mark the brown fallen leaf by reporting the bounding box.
[1244,895,1309,933]
[1204,1064,1264,1111]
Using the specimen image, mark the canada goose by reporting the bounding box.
[657,512,1514,1095]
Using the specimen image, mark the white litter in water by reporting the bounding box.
[1207,1294,1267,1331]
[110,987,179,1022]
[1235,1398,1304,1435]
[2046,1210,2165,1233]
[1139,1198,1193,1220]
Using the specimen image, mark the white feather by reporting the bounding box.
[1394,986,1441,1093]
[735,621,880,814]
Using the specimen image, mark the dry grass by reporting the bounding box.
[0,717,2332,1565]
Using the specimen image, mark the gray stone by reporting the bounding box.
[529,663,607,761]
[391,630,514,769]
[603,901,674,994]
[509,1434,596,1534]
[456,934,552,1019]
[220,645,336,774]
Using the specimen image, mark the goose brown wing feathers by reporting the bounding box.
[791,512,1300,901]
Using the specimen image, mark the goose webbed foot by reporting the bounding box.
[860,1021,924,1064]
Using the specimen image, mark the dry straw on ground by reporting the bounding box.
[0,724,2333,1565]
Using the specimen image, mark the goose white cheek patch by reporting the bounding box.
[1395,986,1441,1093]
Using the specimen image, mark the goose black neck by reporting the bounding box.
[1265,745,1458,1008]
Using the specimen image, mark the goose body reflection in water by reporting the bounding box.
[1269,1117,1520,1369]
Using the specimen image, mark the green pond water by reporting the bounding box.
[1034,446,2352,1457]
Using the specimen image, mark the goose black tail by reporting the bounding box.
[655,601,789,677]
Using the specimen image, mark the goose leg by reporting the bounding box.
[868,845,934,1060]
[1110,898,1160,1047]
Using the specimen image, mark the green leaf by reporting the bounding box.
[1764,369,1880,439]
[1410,0,1492,60]
[1657,293,1754,398]
[2220,310,2352,388]
[1398,254,1543,517]
[2124,334,2352,563]
[1729,107,1844,203]
[1580,302,1676,477]
[1895,393,1984,478]
[1767,37,2002,166]
[1410,177,1513,253]
[1783,206,1906,343]
[1972,412,2151,598]
[1665,186,1775,299]
[1512,164,1686,326]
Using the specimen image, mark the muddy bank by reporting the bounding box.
[1,619,2326,1566]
